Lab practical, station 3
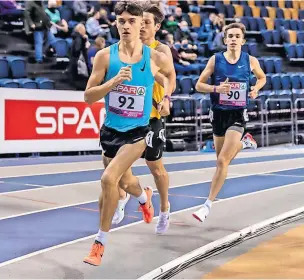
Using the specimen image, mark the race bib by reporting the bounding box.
[219,82,247,107]
[109,84,146,118]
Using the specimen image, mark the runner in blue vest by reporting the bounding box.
[83,1,175,266]
[193,23,266,222]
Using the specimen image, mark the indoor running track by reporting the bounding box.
[0,147,304,279]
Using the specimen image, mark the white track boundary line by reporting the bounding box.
[1,160,304,196]
[0,180,303,268]
[138,205,304,279]
[0,152,303,179]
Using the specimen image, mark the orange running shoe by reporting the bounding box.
[138,186,154,223]
[83,241,104,266]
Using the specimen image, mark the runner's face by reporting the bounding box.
[116,12,143,42]
[140,12,160,41]
[224,28,245,51]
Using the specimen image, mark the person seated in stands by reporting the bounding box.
[178,38,198,62]
[165,33,200,75]
[174,20,193,43]
[99,8,118,39]
[163,15,179,35]
[0,0,24,17]
[198,12,217,41]
[72,0,94,22]
[87,36,106,72]
[45,0,68,37]
[24,0,57,63]
[208,27,226,53]
[92,0,114,14]
[86,10,112,41]
[216,13,226,32]
[68,23,90,90]
[174,7,191,27]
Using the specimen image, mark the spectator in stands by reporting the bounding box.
[174,20,192,42]
[72,0,94,22]
[208,29,226,53]
[178,38,198,62]
[45,0,68,37]
[99,8,118,39]
[198,12,217,41]
[87,36,106,71]
[174,7,191,27]
[163,15,179,35]
[86,10,112,41]
[24,0,57,63]
[0,0,24,17]
[165,33,199,75]
[68,23,90,90]
[92,0,114,14]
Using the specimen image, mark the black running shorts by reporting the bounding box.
[99,125,150,159]
[142,118,165,161]
[209,108,248,137]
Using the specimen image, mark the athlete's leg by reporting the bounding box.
[193,128,243,222]
[84,140,147,266]
[213,135,225,158]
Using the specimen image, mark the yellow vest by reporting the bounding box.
[149,40,164,119]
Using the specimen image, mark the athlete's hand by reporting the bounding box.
[249,86,258,99]
[158,98,170,117]
[216,78,231,94]
[114,66,132,84]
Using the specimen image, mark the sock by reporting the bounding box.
[136,188,147,204]
[204,199,213,210]
[95,229,108,245]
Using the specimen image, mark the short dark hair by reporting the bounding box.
[142,3,164,24]
[114,1,143,17]
[224,23,246,38]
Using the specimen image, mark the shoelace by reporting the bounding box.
[158,212,169,225]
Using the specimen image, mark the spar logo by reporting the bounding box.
[223,82,247,90]
[113,84,146,95]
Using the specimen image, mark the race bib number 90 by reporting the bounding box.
[109,84,146,118]
[219,82,247,107]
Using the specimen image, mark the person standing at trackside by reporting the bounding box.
[82,1,176,266]
[111,3,175,235]
[192,23,266,222]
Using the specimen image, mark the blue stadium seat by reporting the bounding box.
[200,95,211,115]
[277,90,293,110]
[260,7,268,17]
[296,45,304,58]
[264,58,275,73]
[274,18,284,29]
[299,10,304,20]
[17,78,38,89]
[53,39,69,58]
[270,0,279,7]
[258,58,265,72]
[283,20,291,30]
[0,56,9,78]
[184,99,196,117]
[299,21,304,31]
[290,74,302,89]
[248,17,258,31]
[290,20,298,30]
[272,30,282,44]
[297,32,304,44]
[257,18,266,31]
[271,74,281,90]
[285,0,293,8]
[171,99,184,118]
[35,77,55,89]
[179,77,194,95]
[276,8,284,19]
[242,44,249,53]
[225,5,235,18]
[264,74,273,90]
[300,75,304,88]
[286,44,296,58]
[0,78,19,88]
[261,31,272,44]
[6,56,26,78]
[243,6,252,17]
[248,43,258,56]
[273,58,283,73]
[281,74,291,90]
[241,17,250,30]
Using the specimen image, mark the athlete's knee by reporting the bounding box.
[148,161,168,180]
[216,155,231,168]
[101,171,117,190]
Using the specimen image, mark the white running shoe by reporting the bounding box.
[242,133,257,150]
[112,193,130,225]
[155,203,170,235]
[192,205,210,223]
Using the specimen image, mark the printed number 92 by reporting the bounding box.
[227,91,240,100]
[118,96,135,109]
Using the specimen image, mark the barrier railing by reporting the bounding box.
[294,98,304,145]
[264,98,294,146]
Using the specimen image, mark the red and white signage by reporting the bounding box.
[0,88,105,154]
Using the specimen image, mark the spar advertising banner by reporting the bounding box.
[0,88,105,154]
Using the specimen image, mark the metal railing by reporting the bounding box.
[294,98,304,145]
[264,98,294,146]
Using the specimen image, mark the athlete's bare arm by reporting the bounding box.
[84,48,132,105]
[151,49,176,98]
[249,56,266,98]
[154,44,176,93]
[196,55,230,95]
